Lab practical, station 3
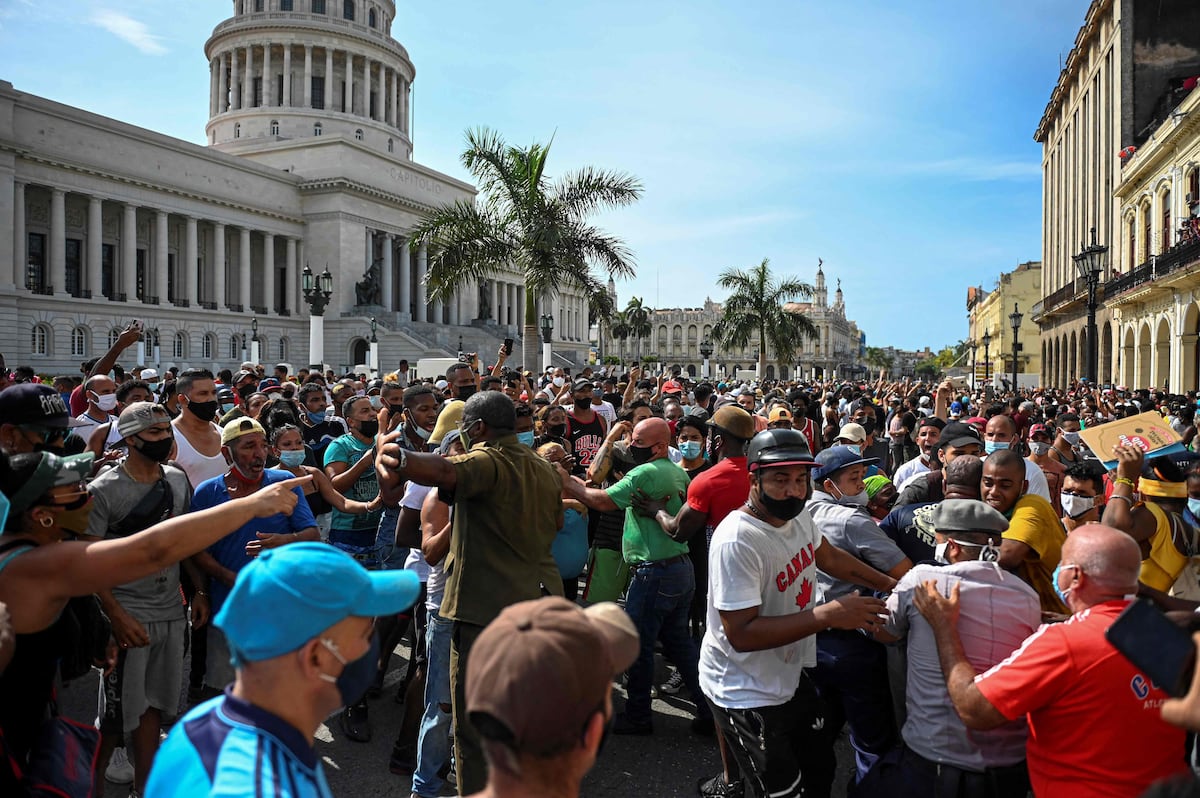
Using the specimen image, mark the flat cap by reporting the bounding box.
[932,499,1009,535]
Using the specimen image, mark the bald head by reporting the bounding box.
[1064,523,1141,597]
[985,414,1016,442]
[633,417,671,449]
[944,455,983,499]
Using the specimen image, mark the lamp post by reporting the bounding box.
[369,317,379,376]
[540,313,554,373]
[250,317,260,366]
[302,264,334,368]
[982,328,991,394]
[1072,226,1109,383]
[1008,302,1023,393]
[699,339,714,380]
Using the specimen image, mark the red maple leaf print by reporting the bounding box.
[796,578,813,609]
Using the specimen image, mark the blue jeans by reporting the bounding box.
[411,610,453,797]
[375,506,408,569]
[622,557,710,724]
[812,629,896,784]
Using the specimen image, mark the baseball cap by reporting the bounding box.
[430,400,465,445]
[662,380,683,395]
[572,378,592,393]
[936,421,983,451]
[466,597,638,756]
[0,384,87,428]
[221,417,267,446]
[710,405,757,441]
[258,378,283,394]
[768,406,793,424]
[813,445,879,483]
[139,368,160,383]
[836,422,866,444]
[918,396,931,407]
[949,401,963,416]
[116,402,171,440]
[233,369,257,386]
[5,451,94,516]
[215,542,420,665]
[1028,423,1050,439]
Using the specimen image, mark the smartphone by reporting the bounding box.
[503,338,514,357]
[948,376,969,392]
[1105,598,1196,697]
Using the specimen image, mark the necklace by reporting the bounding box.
[121,459,161,484]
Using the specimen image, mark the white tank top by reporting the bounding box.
[172,424,228,490]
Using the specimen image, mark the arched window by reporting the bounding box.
[343,0,355,20]
[387,138,394,153]
[234,122,241,139]
[313,122,322,136]
[71,326,87,357]
[31,324,49,356]
[1142,201,1153,259]
[203,333,215,360]
[1163,189,1173,249]
[230,334,242,360]
[109,328,122,349]
[174,331,187,358]
[270,119,280,136]
[1127,216,1136,271]
[278,337,289,360]
[368,8,377,27]
[355,129,364,141]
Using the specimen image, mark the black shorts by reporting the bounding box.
[706,672,835,798]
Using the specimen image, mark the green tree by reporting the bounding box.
[409,127,643,371]
[623,296,652,362]
[712,258,818,377]
[863,346,894,375]
[609,310,631,362]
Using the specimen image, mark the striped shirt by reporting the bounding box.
[146,689,332,798]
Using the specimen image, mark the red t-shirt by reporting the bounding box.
[687,456,750,540]
[975,600,1187,797]
[69,383,88,416]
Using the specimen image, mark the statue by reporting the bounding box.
[478,280,492,320]
[355,258,382,306]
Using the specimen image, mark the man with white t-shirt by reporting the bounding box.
[700,429,896,798]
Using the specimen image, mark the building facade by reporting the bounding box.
[2,0,593,376]
[967,261,1043,387]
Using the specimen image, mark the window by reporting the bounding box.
[31,324,48,356]
[71,327,87,357]
[1127,218,1136,271]
[136,249,147,300]
[311,76,325,110]
[254,0,264,10]
[174,332,186,358]
[109,329,121,349]
[275,74,284,107]
[387,138,394,153]
[65,238,82,297]
[26,232,46,294]
[369,92,376,119]
[343,0,355,20]
[313,121,322,136]
[230,334,242,360]
[281,0,293,9]
[355,128,364,141]
[1143,202,1153,259]
[368,8,376,27]
[1163,190,1172,248]
[1189,169,1199,211]
[278,337,288,360]
[234,122,241,139]
[167,253,177,304]
[203,333,215,360]
[311,0,325,12]
[270,119,280,136]
[102,243,115,298]
[252,77,263,108]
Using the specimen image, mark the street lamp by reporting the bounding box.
[982,328,991,393]
[1008,302,1023,393]
[699,339,714,379]
[369,317,379,376]
[540,313,554,373]
[250,317,260,365]
[1072,226,1109,383]
[302,264,334,368]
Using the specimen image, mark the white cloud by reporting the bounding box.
[90,9,167,55]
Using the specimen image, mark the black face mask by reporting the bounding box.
[455,385,477,401]
[574,397,593,412]
[757,477,806,520]
[134,434,174,463]
[386,402,405,417]
[357,419,380,438]
[237,385,256,401]
[187,399,220,422]
[859,417,876,436]
[547,423,567,438]
[629,444,655,464]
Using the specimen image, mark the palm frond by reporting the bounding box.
[553,167,644,217]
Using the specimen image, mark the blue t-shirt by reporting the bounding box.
[322,434,382,538]
[192,469,318,612]
[146,689,332,798]
[552,507,589,579]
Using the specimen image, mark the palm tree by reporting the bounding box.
[863,346,894,376]
[408,127,643,371]
[712,258,818,377]
[583,278,616,362]
[609,310,631,363]
[624,297,652,363]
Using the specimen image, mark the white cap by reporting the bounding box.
[435,379,449,390]
[140,368,160,382]
[918,396,931,406]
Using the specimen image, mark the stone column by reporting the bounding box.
[390,70,398,126]
[239,227,252,311]
[282,44,292,106]
[210,59,218,116]
[448,289,459,326]
[214,223,227,309]
[398,237,411,319]
[218,53,229,113]
[285,237,297,315]
[263,233,276,312]
[49,188,66,295]
[324,48,333,110]
[345,51,353,114]
[382,69,390,126]
[122,203,137,302]
[185,216,198,307]
[245,45,254,107]
[499,281,510,328]
[518,288,526,334]
[363,57,371,119]
[263,43,273,107]
[381,233,393,310]
[4,180,21,290]
[490,280,498,324]
[230,48,240,109]
[155,210,168,304]
[416,242,428,322]
[433,295,444,326]
[303,46,312,107]
[87,196,103,298]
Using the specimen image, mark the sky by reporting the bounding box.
[0,0,1092,351]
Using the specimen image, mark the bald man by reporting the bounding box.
[913,524,1188,798]
[560,417,712,735]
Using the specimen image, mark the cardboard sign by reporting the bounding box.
[1077,410,1189,470]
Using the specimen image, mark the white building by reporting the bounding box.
[1,0,593,375]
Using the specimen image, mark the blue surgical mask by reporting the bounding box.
[319,633,379,707]
[148,383,160,393]
[679,441,703,460]
[984,440,1009,455]
[845,445,862,456]
[0,490,8,533]
[517,431,535,447]
[1052,562,1075,606]
[278,449,307,468]
[220,402,236,415]
[1188,498,1200,519]
[368,396,382,410]
[307,410,327,424]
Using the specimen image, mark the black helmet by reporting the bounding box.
[747,429,817,473]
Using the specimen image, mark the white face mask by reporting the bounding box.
[934,541,950,564]
[1060,493,1096,519]
[1062,431,1081,445]
[1029,441,1051,456]
[552,376,565,388]
[92,393,118,412]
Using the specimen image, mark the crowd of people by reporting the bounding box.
[5,323,1200,798]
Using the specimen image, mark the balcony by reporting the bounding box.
[1041,278,1082,313]
[1105,237,1200,300]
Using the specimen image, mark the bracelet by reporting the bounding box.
[195,590,209,598]
[1109,494,1134,505]
[1115,477,1135,487]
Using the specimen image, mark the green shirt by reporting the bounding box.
[606,457,690,564]
[440,434,564,627]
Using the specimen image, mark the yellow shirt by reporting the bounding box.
[1004,494,1068,613]
[1139,502,1190,592]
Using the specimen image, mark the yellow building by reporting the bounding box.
[967,261,1043,388]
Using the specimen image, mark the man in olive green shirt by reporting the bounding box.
[560,417,712,735]
[375,391,562,794]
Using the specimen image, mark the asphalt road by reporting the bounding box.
[68,636,853,798]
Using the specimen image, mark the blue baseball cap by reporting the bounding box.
[813,445,880,484]
[215,542,420,664]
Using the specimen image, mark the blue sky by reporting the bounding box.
[0,1,1090,350]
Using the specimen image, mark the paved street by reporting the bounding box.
[66,635,853,798]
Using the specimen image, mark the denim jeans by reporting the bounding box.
[411,610,453,798]
[622,557,710,724]
[375,505,408,569]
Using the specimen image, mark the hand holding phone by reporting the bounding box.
[1106,598,1197,698]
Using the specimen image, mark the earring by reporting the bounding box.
[39,515,53,527]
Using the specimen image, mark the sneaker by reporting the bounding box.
[340,701,372,743]
[659,669,685,695]
[698,773,744,798]
[105,747,134,784]
[612,712,653,735]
